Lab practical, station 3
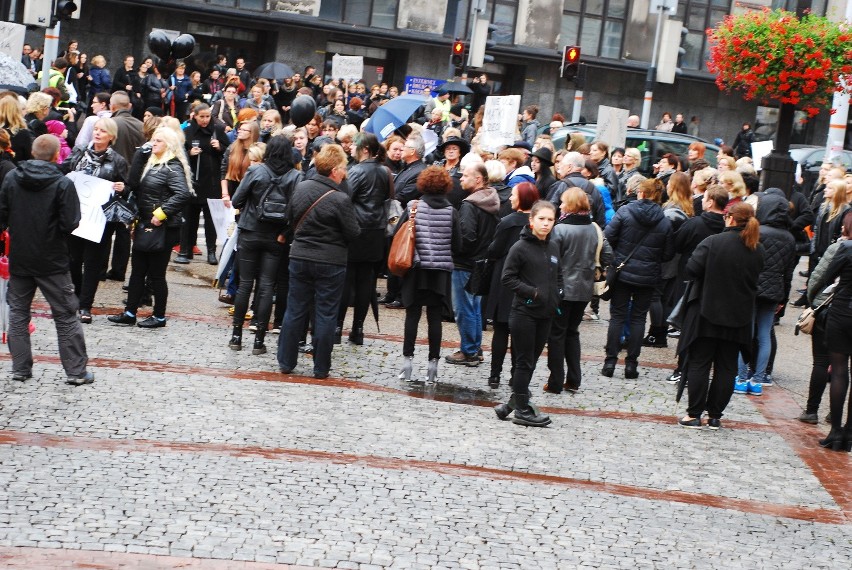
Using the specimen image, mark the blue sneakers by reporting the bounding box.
[734,376,748,394]
[747,380,763,396]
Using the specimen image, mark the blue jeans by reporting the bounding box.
[738,300,776,383]
[277,259,346,377]
[451,269,482,356]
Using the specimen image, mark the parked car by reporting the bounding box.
[548,125,720,178]
[789,144,852,195]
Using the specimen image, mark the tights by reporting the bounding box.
[403,304,442,360]
[828,353,851,430]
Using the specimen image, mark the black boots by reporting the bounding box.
[643,326,668,348]
[820,424,852,452]
[511,393,551,427]
[229,326,242,350]
[348,321,364,345]
[494,393,518,421]
[624,361,639,379]
[253,329,267,355]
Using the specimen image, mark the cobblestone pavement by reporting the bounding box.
[0,250,850,568]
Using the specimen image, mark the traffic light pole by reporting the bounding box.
[640,6,667,129]
[40,21,61,90]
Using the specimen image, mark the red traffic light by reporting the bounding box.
[453,41,465,55]
[565,46,580,63]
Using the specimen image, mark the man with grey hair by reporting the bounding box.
[548,151,606,227]
[0,135,93,385]
[627,115,640,128]
[394,133,427,206]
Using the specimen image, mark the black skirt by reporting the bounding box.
[401,267,451,307]
[348,228,385,263]
[825,310,852,354]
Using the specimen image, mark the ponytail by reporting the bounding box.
[728,202,759,250]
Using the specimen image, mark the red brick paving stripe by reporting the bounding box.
[0,353,766,431]
[0,429,844,525]
[0,546,315,568]
[752,389,852,518]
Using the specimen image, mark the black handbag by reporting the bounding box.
[102,195,138,224]
[133,221,167,252]
[465,259,494,296]
[600,224,653,301]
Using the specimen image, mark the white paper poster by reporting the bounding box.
[480,95,521,153]
[595,106,629,149]
[331,54,364,82]
[751,140,774,171]
[207,199,236,245]
[67,171,113,243]
[0,21,27,59]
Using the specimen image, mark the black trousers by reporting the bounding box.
[232,231,282,331]
[68,233,110,310]
[547,300,588,391]
[605,282,654,364]
[338,261,375,327]
[179,200,216,254]
[508,311,552,395]
[686,336,739,419]
[273,245,290,328]
[403,304,443,360]
[103,222,130,279]
[126,246,173,318]
[806,328,831,414]
[489,321,513,380]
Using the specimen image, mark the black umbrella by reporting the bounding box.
[438,81,474,95]
[254,62,296,82]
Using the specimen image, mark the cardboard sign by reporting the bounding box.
[331,54,364,82]
[0,21,26,59]
[596,106,629,149]
[480,95,521,152]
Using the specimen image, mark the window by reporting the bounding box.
[561,0,627,59]
[319,0,400,29]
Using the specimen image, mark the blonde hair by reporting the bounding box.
[337,124,358,143]
[1,95,27,133]
[91,55,106,68]
[142,127,194,194]
[93,117,118,142]
[247,142,267,163]
[692,167,718,191]
[484,159,506,183]
[826,179,849,221]
[718,170,746,199]
[24,92,53,118]
[665,172,694,217]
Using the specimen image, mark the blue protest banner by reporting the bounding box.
[404,76,442,97]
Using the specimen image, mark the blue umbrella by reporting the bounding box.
[364,95,429,141]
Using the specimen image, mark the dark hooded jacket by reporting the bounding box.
[674,210,725,279]
[501,225,563,319]
[604,199,674,287]
[0,160,80,276]
[455,186,500,271]
[754,188,796,304]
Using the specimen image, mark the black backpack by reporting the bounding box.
[257,166,302,227]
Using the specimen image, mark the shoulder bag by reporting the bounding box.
[600,226,652,301]
[465,258,494,296]
[388,200,418,277]
[133,220,167,252]
[795,292,834,336]
[591,222,608,297]
[293,189,335,236]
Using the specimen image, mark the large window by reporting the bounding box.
[319,0,399,29]
[561,0,627,59]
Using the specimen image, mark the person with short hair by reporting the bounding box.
[395,133,427,207]
[277,144,361,379]
[0,134,93,385]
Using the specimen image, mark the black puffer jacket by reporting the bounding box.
[754,190,796,304]
[501,226,563,319]
[347,158,392,231]
[232,164,303,235]
[134,157,192,228]
[604,199,674,287]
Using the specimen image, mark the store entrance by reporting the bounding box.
[185,21,273,75]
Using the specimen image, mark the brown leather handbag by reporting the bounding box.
[388,200,418,277]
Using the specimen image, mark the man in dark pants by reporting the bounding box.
[0,135,93,385]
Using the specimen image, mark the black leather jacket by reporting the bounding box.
[347,158,392,231]
[134,157,192,227]
[232,164,303,234]
[61,145,129,183]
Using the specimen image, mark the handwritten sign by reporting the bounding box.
[595,106,629,149]
[331,54,364,82]
[404,76,442,96]
[480,95,521,153]
[67,172,113,243]
[0,21,26,59]
[206,198,236,245]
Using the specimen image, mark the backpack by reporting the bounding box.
[257,166,301,227]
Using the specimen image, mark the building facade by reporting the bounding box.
[21,0,848,147]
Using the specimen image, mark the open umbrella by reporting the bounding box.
[437,81,474,95]
[364,94,428,141]
[254,62,296,82]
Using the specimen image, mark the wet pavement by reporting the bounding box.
[0,247,850,568]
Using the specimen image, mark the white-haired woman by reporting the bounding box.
[109,127,191,328]
[61,117,128,323]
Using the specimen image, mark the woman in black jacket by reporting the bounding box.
[228,136,302,355]
[108,127,192,328]
[485,181,539,389]
[679,203,765,429]
[495,200,562,427]
[177,104,229,264]
[60,117,128,323]
[806,210,852,452]
[337,133,392,345]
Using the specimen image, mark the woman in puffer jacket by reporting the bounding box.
[108,127,192,328]
[735,189,796,393]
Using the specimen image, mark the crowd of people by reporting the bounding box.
[2,46,852,446]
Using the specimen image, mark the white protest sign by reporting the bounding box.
[751,140,774,171]
[206,199,236,245]
[480,95,521,153]
[0,21,27,59]
[67,171,113,243]
[331,54,364,82]
[595,106,629,149]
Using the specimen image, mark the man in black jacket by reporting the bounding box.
[0,135,93,386]
[446,164,500,366]
[394,134,427,207]
[278,144,361,380]
[549,152,606,227]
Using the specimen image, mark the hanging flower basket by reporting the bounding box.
[707,8,852,118]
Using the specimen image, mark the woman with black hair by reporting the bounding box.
[228,135,303,355]
[337,132,392,344]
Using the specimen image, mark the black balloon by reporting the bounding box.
[290,95,317,128]
[148,30,172,61]
[171,34,196,60]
